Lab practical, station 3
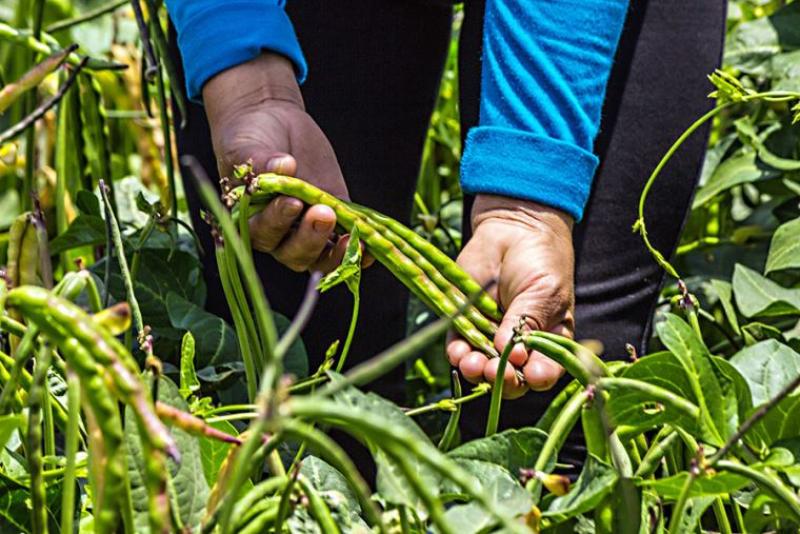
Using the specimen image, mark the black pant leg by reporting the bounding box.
[171,2,452,397]
[457,1,726,462]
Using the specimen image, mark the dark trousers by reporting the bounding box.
[172,1,726,470]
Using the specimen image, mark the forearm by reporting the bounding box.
[165,0,307,101]
[461,0,629,222]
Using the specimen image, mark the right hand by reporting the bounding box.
[203,52,351,273]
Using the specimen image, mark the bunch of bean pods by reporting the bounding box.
[5,286,176,533]
[227,172,503,360]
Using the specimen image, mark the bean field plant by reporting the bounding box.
[2,1,800,533]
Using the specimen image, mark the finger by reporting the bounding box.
[273,204,337,271]
[459,352,487,384]
[446,338,472,367]
[483,358,528,399]
[264,153,298,176]
[493,327,530,368]
[248,196,304,252]
[522,351,565,391]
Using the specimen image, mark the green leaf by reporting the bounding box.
[693,152,781,208]
[639,471,750,500]
[75,190,101,216]
[766,218,800,273]
[49,214,106,255]
[167,292,239,368]
[448,427,550,474]
[0,472,32,533]
[199,419,238,487]
[708,279,741,334]
[442,459,533,534]
[125,376,210,532]
[299,455,368,529]
[724,2,800,74]
[543,455,618,525]
[656,314,728,444]
[274,313,309,379]
[317,226,362,295]
[178,331,200,399]
[748,395,800,448]
[730,339,800,406]
[331,385,437,508]
[733,263,800,317]
[0,414,22,450]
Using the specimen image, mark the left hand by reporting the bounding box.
[445,194,575,399]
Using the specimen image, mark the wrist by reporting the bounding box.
[471,194,574,237]
[203,52,304,124]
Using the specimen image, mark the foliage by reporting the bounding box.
[1,1,800,533]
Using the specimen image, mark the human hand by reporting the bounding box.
[203,52,350,273]
[445,195,574,398]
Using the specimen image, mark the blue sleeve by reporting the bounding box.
[165,0,307,101]
[460,0,629,221]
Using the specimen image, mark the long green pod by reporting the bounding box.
[596,377,702,421]
[351,204,497,336]
[287,397,529,534]
[518,332,609,385]
[231,476,289,522]
[59,369,80,534]
[716,460,800,523]
[240,175,498,357]
[437,370,462,451]
[6,286,179,460]
[351,203,502,321]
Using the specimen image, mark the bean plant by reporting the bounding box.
[3,1,800,533]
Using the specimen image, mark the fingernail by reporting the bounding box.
[313,219,332,233]
[266,156,291,174]
[280,198,302,218]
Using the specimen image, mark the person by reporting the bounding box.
[165,0,726,464]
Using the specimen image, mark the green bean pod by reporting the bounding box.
[350,204,498,337]
[296,476,341,534]
[238,175,498,357]
[5,214,28,288]
[6,287,179,460]
[156,401,242,444]
[353,203,502,321]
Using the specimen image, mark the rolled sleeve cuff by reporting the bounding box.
[176,2,307,101]
[460,127,598,222]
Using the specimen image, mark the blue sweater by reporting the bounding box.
[166,0,628,221]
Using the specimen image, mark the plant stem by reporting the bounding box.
[667,470,696,533]
[709,372,800,465]
[46,0,129,33]
[275,272,321,361]
[335,292,359,372]
[404,385,490,417]
[716,460,800,523]
[712,498,733,534]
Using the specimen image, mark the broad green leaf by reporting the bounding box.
[743,490,799,532]
[178,331,200,399]
[126,376,210,531]
[731,339,800,406]
[748,395,800,447]
[0,472,32,533]
[442,459,532,534]
[199,419,238,487]
[299,456,368,529]
[766,217,800,273]
[707,279,741,334]
[639,471,750,500]
[448,427,550,474]
[724,2,800,74]
[673,497,715,533]
[713,357,754,437]
[656,314,727,444]
[733,263,800,317]
[75,190,101,216]
[167,292,239,368]
[0,414,22,450]
[693,152,780,208]
[332,386,437,508]
[543,455,618,525]
[49,214,106,255]
[274,313,309,379]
